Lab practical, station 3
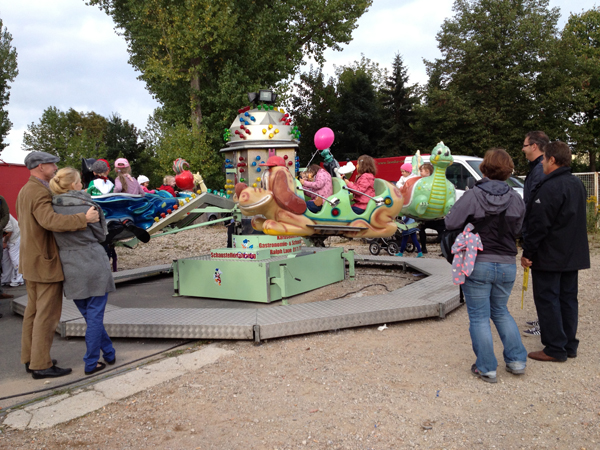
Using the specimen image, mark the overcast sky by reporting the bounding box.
[1,0,597,163]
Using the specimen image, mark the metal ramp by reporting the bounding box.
[11,256,461,342]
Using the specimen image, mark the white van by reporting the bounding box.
[421,155,524,200]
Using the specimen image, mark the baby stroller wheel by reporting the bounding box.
[387,242,400,256]
[405,242,415,253]
[369,242,381,255]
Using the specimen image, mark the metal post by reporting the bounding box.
[342,249,355,279]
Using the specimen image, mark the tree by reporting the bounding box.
[333,66,383,161]
[562,7,600,171]
[87,0,372,150]
[143,110,222,189]
[23,108,108,168]
[379,54,419,156]
[104,113,161,184]
[23,108,153,179]
[414,0,565,172]
[288,66,339,166]
[0,19,18,151]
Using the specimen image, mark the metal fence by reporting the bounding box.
[573,172,599,207]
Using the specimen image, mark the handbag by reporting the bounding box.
[440,211,506,264]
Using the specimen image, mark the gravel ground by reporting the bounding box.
[1,228,599,449]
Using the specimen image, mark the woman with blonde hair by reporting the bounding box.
[340,155,377,214]
[50,168,116,375]
[113,158,144,195]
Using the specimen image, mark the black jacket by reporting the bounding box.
[522,167,590,272]
[445,178,525,264]
[523,155,544,205]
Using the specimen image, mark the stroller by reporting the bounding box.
[367,226,416,256]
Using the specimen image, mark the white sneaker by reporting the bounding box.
[10,282,24,287]
[523,326,541,336]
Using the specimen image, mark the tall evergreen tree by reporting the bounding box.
[414,0,565,172]
[288,66,338,166]
[0,19,18,152]
[379,54,418,156]
[333,67,383,161]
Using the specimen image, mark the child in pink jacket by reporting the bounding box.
[341,155,376,214]
[301,164,333,213]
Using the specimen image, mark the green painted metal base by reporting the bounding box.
[173,242,348,303]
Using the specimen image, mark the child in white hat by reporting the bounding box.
[137,175,155,194]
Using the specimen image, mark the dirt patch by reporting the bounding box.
[2,229,599,449]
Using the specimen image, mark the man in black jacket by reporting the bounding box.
[521,130,549,336]
[521,141,590,362]
[522,131,549,206]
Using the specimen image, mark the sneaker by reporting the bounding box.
[416,252,423,258]
[10,282,24,287]
[523,326,541,336]
[395,252,404,257]
[505,365,526,375]
[471,364,497,383]
[526,319,539,327]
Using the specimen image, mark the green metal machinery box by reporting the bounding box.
[173,247,346,303]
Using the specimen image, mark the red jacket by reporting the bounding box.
[157,185,176,196]
[346,173,375,210]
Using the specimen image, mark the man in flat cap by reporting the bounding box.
[17,151,100,379]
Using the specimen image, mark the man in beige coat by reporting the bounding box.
[17,152,99,379]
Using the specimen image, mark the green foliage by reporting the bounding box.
[22,107,152,182]
[333,67,384,161]
[143,110,223,189]
[87,0,372,154]
[378,53,419,156]
[562,7,600,171]
[288,66,338,165]
[586,196,599,233]
[23,107,108,168]
[414,0,566,173]
[288,57,387,164]
[104,114,160,186]
[0,19,18,151]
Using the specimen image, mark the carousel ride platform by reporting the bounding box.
[11,254,461,342]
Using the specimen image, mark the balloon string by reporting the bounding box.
[305,149,320,169]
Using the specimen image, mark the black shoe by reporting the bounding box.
[31,365,72,379]
[104,356,116,365]
[567,353,577,358]
[26,359,57,374]
[122,219,151,243]
[85,362,106,376]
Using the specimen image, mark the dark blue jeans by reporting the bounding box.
[400,233,421,253]
[531,270,579,359]
[306,201,322,213]
[461,262,527,375]
[73,293,115,372]
[351,206,365,214]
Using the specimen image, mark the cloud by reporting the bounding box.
[2,0,158,153]
[1,0,598,156]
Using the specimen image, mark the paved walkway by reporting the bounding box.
[2,344,233,430]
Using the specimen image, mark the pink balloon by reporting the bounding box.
[314,127,335,150]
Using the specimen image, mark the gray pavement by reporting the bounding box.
[0,276,212,411]
[2,343,233,430]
